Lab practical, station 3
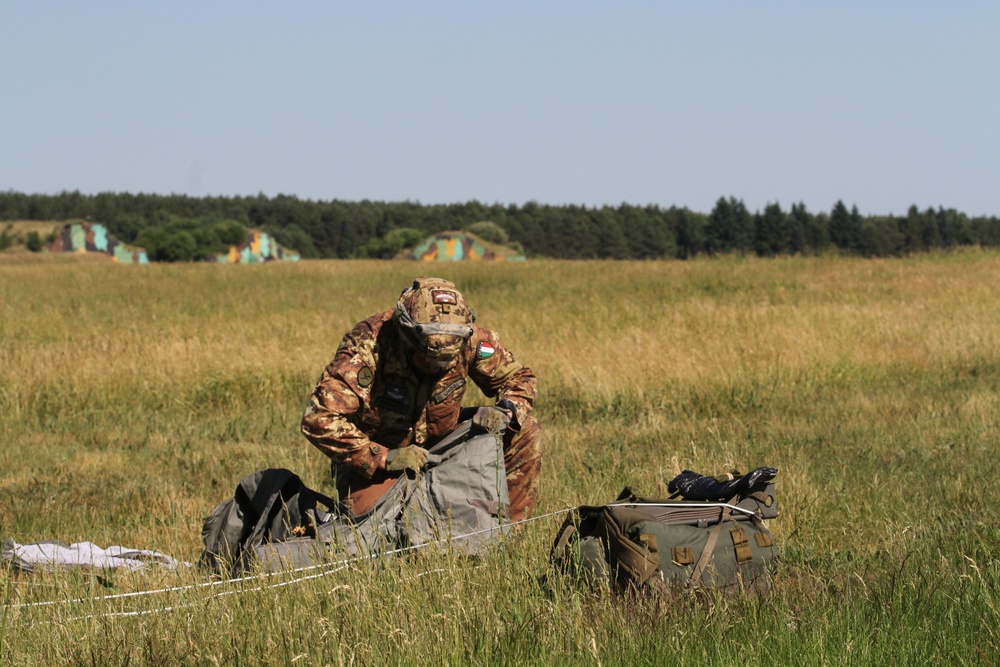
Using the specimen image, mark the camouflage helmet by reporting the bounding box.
[393,277,475,366]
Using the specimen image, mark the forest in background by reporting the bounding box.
[2,189,999,261]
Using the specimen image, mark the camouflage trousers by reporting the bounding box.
[503,414,543,524]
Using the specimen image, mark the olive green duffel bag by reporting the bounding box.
[551,468,779,594]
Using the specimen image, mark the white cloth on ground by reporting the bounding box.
[1,539,190,572]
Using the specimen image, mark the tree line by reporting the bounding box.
[2,190,999,261]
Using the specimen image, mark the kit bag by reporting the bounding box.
[550,469,779,594]
[200,420,510,576]
[199,468,343,575]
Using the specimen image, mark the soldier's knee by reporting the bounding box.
[516,414,542,441]
[504,417,543,478]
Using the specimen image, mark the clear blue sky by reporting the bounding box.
[2,2,998,216]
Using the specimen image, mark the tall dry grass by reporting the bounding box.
[2,251,1000,664]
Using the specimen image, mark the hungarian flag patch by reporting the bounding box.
[477,342,495,359]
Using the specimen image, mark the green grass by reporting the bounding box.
[2,253,1000,665]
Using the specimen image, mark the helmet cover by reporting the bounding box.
[393,277,474,361]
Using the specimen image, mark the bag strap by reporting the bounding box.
[549,511,580,565]
[243,470,300,548]
[687,495,737,589]
[244,469,296,519]
[309,488,343,515]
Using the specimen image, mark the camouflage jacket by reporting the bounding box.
[301,309,537,478]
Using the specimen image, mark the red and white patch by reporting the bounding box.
[432,290,458,305]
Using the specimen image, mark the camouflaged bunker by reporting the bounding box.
[208,230,300,264]
[411,231,525,262]
[47,222,149,264]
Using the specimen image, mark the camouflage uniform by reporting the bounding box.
[301,280,542,522]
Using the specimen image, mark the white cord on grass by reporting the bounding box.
[5,508,574,619]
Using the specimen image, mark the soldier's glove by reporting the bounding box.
[471,405,511,433]
[385,446,429,473]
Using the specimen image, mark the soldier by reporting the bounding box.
[301,276,542,523]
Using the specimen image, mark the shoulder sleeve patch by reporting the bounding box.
[357,366,374,388]
[476,341,495,359]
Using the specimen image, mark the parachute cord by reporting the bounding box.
[55,564,355,623]
[3,506,576,618]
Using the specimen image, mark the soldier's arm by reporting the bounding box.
[468,328,537,429]
[301,356,388,479]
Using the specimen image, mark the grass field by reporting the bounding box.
[2,252,999,665]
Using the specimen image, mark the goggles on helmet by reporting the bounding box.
[393,304,473,352]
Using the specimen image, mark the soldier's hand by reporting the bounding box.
[472,405,511,433]
[385,446,429,473]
